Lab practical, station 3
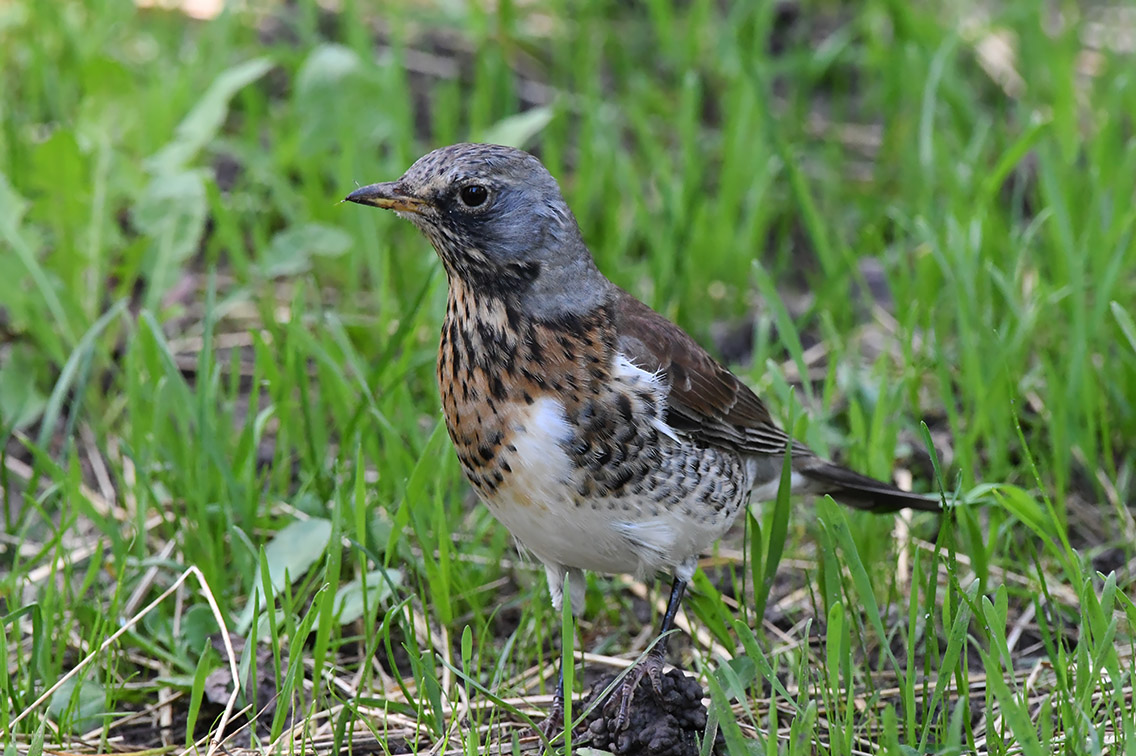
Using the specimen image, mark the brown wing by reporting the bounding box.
[611,288,810,457]
[611,289,942,513]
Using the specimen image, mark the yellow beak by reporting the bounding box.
[344,182,427,214]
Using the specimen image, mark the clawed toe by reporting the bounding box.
[535,705,564,741]
[610,650,667,732]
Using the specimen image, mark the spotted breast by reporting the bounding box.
[436,279,755,610]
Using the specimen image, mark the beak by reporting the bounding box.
[344,182,427,214]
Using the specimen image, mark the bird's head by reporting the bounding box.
[347,143,608,316]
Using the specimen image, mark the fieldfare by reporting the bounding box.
[346,143,939,734]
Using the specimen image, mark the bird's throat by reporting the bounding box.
[441,279,526,372]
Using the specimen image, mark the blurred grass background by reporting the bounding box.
[1,0,1135,753]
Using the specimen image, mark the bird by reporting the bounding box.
[345,142,940,734]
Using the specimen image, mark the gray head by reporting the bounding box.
[346,143,610,318]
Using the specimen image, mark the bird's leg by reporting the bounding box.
[536,660,565,738]
[612,576,688,731]
[536,566,581,740]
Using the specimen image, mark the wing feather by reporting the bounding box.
[609,289,940,513]
[611,289,809,457]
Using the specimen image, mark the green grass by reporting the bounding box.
[2,0,1135,753]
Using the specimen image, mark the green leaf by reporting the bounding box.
[718,656,757,701]
[561,572,575,752]
[403,421,456,624]
[981,586,1011,668]
[817,497,902,674]
[0,171,74,353]
[754,435,793,620]
[185,641,213,749]
[1111,300,1136,356]
[705,668,754,755]
[36,299,128,449]
[26,128,90,232]
[177,604,217,656]
[48,677,105,734]
[479,106,555,149]
[980,646,1045,756]
[825,600,846,693]
[0,170,29,236]
[980,483,1079,578]
[978,111,1051,207]
[294,44,384,151]
[237,518,332,632]
[733,619,798,705]
[146,57,273,174]
[331,569,403,625]
[131,169,208,308]
[919,579,977,749]
[295,44,363,97]
[0,346,48,430]
[26,721,45,756]
[264,518,332,591]
[258,223,353,278]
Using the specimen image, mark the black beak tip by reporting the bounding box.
[344,185,374,205]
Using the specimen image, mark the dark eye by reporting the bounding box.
[459,184,489,207]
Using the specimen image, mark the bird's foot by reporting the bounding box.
[610,648,666,732]
[535,694,565,742]
[582,667,714,754]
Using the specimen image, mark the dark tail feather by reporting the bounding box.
[799,461,942,513]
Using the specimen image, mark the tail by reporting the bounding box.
[797,460,942,513]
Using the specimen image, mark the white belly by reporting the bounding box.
[483,395,738,579]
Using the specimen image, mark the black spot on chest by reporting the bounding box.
[616,394,633,422]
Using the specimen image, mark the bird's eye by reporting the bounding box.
[459,184,489,208]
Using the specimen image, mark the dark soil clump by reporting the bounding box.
[577,669,723,756]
